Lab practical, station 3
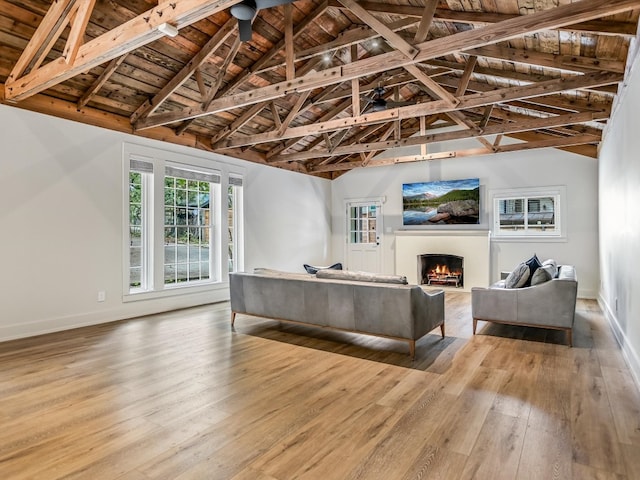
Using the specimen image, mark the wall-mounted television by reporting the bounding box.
[402,178,480,226]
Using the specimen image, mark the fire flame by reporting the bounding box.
[429,265,461,276]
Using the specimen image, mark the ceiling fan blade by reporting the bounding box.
[256,0,295,9]
[238,19,254,42]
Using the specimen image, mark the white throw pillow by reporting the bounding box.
[505,263,530,289]
[530,265,554,285]
[542,258,558,278]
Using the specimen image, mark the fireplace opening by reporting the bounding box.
[418,254,464,288]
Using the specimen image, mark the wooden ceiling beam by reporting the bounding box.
[175,34,242,135]
[277,91,310,136]
[468,45,626,74]
[213,71,619,149]
[4,0,243,101]
[337,0,418,59]
[130,17,237,124]
[77,53,127,109]
[136,0,637,130]
[63,0,96,65]
[266,110,606,163]
[308,133,600,173]
[257,19,417,74]
[8,0,76,81]
[456,56,477,96]
[209,101,270,144]
[327,0,638,37]
[213,0,328,99]
[284,3,295,82]
[414,1,438,43]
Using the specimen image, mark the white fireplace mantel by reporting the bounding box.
[395,230,490,292]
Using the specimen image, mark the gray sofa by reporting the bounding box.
[229,269,445,357]
[471,265,578,345]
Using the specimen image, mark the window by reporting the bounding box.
[128,159,153,292]
[163,168,218,285]
[227,176,244,273]
[349,204,377,244]
[492,187,564,238]
[124,144,243,299]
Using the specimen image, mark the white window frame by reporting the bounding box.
[122,143,244,301]
[491,186,566,241]
[227,175,244,274]
[128,157,154,293]
[162,165,221,288]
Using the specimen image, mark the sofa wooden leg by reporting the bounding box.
[567,328,572,347]
[231,311,236,327]
[473,318,477,335]
[408,340,416,359]
[440,323,445,338]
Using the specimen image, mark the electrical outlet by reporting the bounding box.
[97,291,106,302]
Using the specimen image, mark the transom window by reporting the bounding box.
[492,187,564,238]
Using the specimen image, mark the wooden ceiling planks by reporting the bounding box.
[0,0,638,177]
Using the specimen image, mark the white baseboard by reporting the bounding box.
[0,289,229,343]
[598,295,640,392]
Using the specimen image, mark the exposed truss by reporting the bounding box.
[0,0,639,178]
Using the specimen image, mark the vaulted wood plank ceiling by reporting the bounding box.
[1,0,638,178]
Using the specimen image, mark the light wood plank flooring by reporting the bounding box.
[1,293,639,479]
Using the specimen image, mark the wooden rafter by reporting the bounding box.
[1,0,636,177]
[327,0,639,37]
[212,0,329,99]
[284,3,295,81]
[468,45,627,74]
[8,0,76,82]
[414,1,437,43]
[77,53,127,109]
[136,0,638,130]
[63,0,96,64]
[212,71,619,149]
[130,18,237,124]
[267,110,606,163]
[4,0,243,101]
[337,0,419,59]
[308,134,600,173]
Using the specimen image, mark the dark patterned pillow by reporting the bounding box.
[523,254,542,287]
[505,263,530,289]
[303,262,343,274]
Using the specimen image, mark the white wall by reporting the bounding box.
[598,47,640,385]
[331,139,600,298]
[0,105,331,341]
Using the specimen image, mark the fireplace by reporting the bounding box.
[418,254,464,288]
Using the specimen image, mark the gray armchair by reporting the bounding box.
[471,265,578,345]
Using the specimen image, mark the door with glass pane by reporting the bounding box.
[346,201,383,273]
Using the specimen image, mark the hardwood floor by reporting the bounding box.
[1,292,639,479]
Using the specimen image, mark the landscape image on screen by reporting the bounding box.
[403,178,480,225]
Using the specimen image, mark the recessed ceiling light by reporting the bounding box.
[323,53,332,62]
[372,39,379,48]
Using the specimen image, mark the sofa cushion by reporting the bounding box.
[303,262,343,274]
[530,265,554,286]
[316,269,408,285]
[542,258,558,278]
[254,268,311,279]
[523,254,542,287]
[505,262,530,289]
